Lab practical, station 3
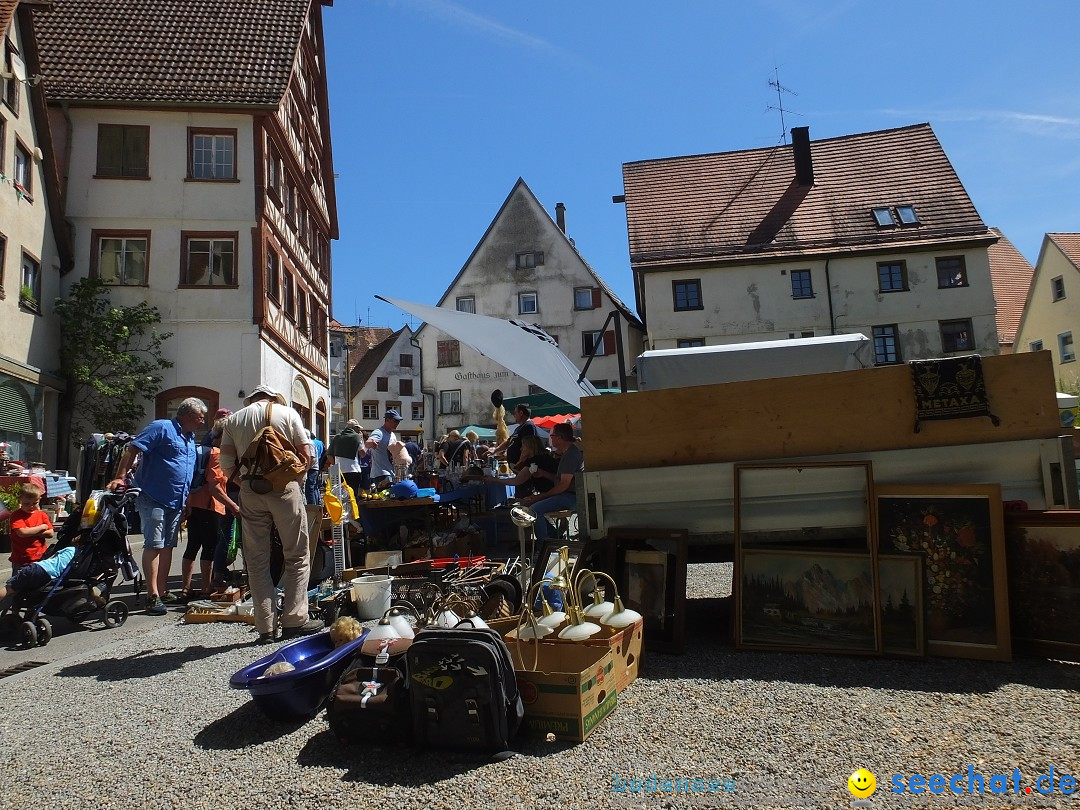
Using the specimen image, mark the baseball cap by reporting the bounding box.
[245,384,287,405]
[346,419,362,429]
[384,408,402,421]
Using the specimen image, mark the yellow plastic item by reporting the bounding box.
[343,481,359,516]
[323,478,343,524]
[80,491,104,528]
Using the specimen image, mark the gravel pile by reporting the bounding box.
[1,563,1078,809]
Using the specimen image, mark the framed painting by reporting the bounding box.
[606,528,688,653]
[1004,510,1080,662]
[878,554,924,657]
[876,484,1010,661]
[737,549,880,654]
[734,461,875,552]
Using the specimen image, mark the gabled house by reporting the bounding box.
[30,0,337,448]
[347,326,423,444]
[327,321,393,436]
[986,227,1035,354]
[0,0,72,467]
[417,178,644,437]
[621,124,1000,365]
[1014,234,1080,388]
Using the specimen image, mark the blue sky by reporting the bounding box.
[323,0,1080,330]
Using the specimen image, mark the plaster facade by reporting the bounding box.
[641,245,1000,362]
[1014,234,1080,389]
[0,7,65,466]
[419,179,644,438]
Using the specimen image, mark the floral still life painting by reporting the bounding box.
[876,484,1010,661]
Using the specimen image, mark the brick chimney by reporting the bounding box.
[791,127,814,187]
[555,202,566,233]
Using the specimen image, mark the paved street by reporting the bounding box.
[0,535,223,671]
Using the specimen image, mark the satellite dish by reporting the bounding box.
[491,389,504,407]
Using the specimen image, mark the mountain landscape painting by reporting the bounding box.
[739,550,879,653]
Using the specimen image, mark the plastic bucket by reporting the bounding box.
[351,574,393,620]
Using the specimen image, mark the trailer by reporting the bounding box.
[579,351,1076,549]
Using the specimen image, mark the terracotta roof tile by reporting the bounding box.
[622,123,990,268]
[987,227,1034,346]
[349,327,403,394]
[1048,233,1080,271]
[31,0,310,105]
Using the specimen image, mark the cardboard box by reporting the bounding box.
[491,616,643,694]
[504,638,618,742]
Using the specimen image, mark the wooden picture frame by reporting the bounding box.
[878,554,924,657]
[737,549,880,654]
[606,528,688,653]
[1004,510,1080,662]
[876,484,1011,661]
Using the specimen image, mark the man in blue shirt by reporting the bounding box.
[108,397,207,615]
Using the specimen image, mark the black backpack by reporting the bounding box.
[406,625,524,753]
[326,637,413,747]
[189,444,212,492]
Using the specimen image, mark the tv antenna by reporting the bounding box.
[767,67,801,143]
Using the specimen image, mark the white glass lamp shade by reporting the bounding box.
[367,617,402,642]
[538,610,566,628]
[558,617,601,641]
[601,596,643,629]
[434,608,461,628]
[513,622,553,640]
[582,589,615,619]
[459,612,490,629]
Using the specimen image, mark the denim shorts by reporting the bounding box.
[136,492,183,550]
[6,563,50,594]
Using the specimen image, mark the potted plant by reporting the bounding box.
[19,284,37,308]
[0,483,20,554]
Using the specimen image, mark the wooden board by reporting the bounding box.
[581,351,1061,472]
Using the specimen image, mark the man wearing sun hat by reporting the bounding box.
[365,408,402,489]
[220,384,319,642]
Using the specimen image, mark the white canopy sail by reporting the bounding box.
[377,296,600,407]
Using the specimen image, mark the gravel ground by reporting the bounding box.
[1,563,1078,810]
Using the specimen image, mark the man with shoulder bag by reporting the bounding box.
[220,384,319,642]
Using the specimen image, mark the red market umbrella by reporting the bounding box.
[533,414,580,430]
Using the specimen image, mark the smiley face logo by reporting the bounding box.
[847,768,876,799]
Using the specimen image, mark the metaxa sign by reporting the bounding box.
[453,370,514,381]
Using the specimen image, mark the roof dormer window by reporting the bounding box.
[872,207,895,227]
[896,205,919,225]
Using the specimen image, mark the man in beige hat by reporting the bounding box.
[220,384,319,641]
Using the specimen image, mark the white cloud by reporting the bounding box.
[880,108,1080,138]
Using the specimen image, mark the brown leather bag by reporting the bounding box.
[240,402,306,493]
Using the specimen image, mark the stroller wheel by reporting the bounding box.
[19,621,37,649]
[104,600,129,628]
[34,617,52,647]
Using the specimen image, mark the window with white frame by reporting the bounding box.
[20,252,39,303]
[181,234,236,286]
[575,287,599,310]
[940,319,975,353]
[1060,332,1075,363]
[96,234,148,285]
[362,401,378,420]
[3,39,19,112]
[518,291,538,315]
[582,330,610,357]
[411,402,424,421]
[456,296,475,313]
[1052,276,1066,301]
[190,129,236,180]
[14,141,31,197]
[440,389,461,414]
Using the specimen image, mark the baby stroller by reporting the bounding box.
[1,487,143,648]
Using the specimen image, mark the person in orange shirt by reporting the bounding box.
[178,419,239,601]
[8,482,54,576]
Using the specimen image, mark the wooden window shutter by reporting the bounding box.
[602,330,616,355]
[592,287,602,308]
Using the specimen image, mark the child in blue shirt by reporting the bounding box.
[0,543,78,612]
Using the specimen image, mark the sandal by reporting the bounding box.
[174,590,194,604]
